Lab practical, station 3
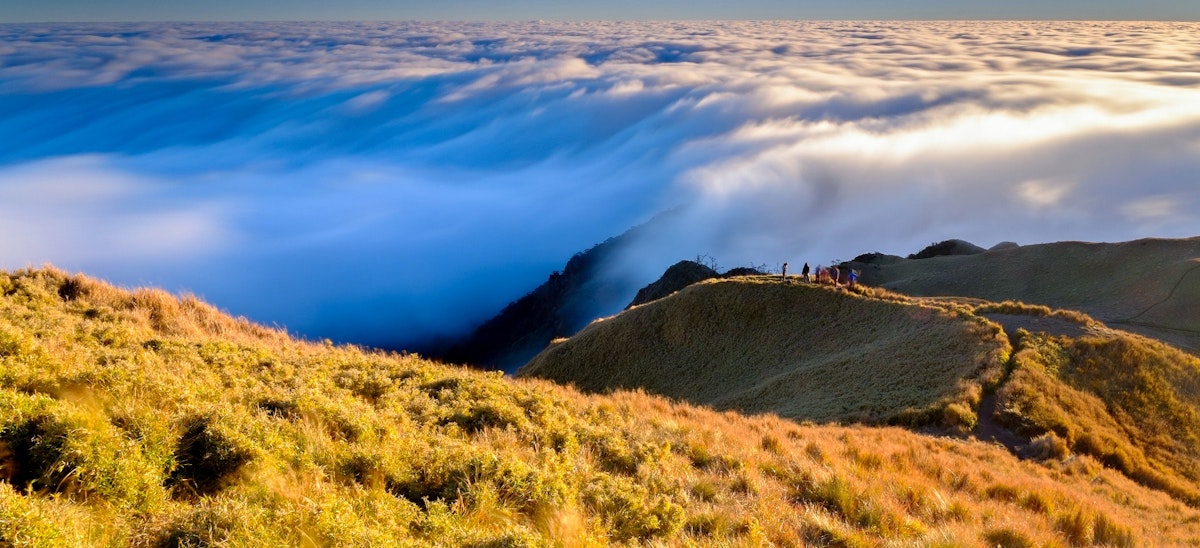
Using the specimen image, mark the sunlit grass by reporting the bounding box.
[0,267,1198,545]
[995,322,1200,504]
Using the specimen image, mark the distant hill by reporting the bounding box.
[907,239,987,260]
[8,268,1200,544]
[626,260,718,309]
[852,237,1200,352]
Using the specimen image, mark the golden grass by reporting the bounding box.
[974,300,1096,326]
[994,327,1200,505]
[520,277,1009,430]
[1,267,1199,545]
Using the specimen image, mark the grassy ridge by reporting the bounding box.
[1,268,1199,545]
[522,276,1200,513]
[520,277,1008,430]
[989,305,1200,504]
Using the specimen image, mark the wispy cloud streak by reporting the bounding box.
[1,21,1199,347]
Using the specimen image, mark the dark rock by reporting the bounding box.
[721,266,764,278]
[908,239,986,260]
[626,261,719,309]
[851,252,906,265]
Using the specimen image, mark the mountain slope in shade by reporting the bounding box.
[438,231,643,372]
[851,237,1200,352]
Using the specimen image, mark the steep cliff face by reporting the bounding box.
[438,233,642,372]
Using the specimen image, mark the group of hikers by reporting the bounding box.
[781,261,859,287]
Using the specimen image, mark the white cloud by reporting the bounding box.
[1018,179,1074,209]
[0,156,232,265]
[2,20,1200,348]
[1122,195,1185,222]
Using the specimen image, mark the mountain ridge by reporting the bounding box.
[441,235,1200,372]
[852,236,1200,353]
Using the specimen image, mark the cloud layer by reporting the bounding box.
[2,21,1199,348]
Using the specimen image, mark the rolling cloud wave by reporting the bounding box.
[2,21,1199,349]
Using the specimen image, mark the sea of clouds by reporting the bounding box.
[2,20,1199,349]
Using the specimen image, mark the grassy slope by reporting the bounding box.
[865,237,1200,351]
[2,268,1199,546]
[521,277,1009,430]
[978,301,1200,505]
[523,278,1200,516]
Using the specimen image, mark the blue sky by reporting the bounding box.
[3,0,1199,22]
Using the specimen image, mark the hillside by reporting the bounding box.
[521,278,1009,429]
[522,274,1200,513]
[854,237,1200,352]
[442,235,1200,375]
[4,268,1200,545]
[978,300,1200,505]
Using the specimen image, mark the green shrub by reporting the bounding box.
[1029,432,1071,461]
[0,400,164,511]
[796,475,898,534]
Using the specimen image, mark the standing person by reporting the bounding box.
[801,262,810,282]
[781,262,788,282]
[830,265,840,286]
[849,269,859,287]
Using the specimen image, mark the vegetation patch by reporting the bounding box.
[166,415,254,499]
[994,329,1200,504]
[0,267,1192,544]
[582,473,685,541]
[1,415,71,495]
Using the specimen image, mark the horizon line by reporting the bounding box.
[3,18,1199,24]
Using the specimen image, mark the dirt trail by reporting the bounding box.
[981,313,1098,341]
[973,391,1032,457]
[1125,262,1200,323]
[967,314,1084,458]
